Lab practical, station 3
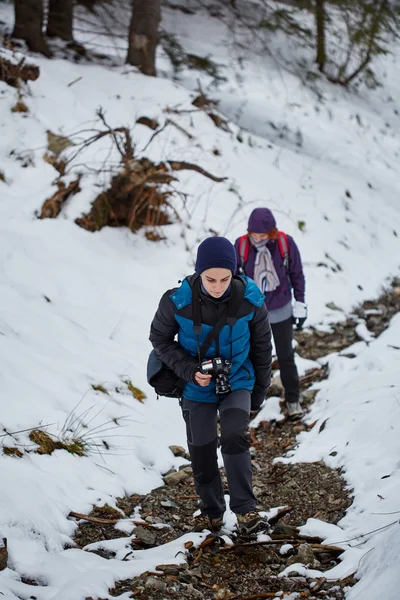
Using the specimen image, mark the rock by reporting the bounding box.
[302,389,318,405]
[133,526,157,546]
[189,567,203,579]
[180,465,193,474]
[280,543,294,556]
[280,577,299,591]
[293,423,305,434]
[287,543,316,567]
[179,572,195,583]
[326,302,343,311]
[156,564,185,576]
[161,499,179,509]
[271,523,299,537]
[163,469,191,485]
[169,445,187,458]
[145,576,167,591]
[182,583,205,599]
[0,538,7,571]
[267,376,284,398]
[215,589,232,600]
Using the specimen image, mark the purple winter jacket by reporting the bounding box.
[234,234,305,311]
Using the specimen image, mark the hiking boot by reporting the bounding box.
[194,514,224,533]
[236,511,269,535]
[286,400,304,421]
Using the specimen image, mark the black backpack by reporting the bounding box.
[147,349,185,399]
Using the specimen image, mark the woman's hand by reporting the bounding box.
[194,371,212,387]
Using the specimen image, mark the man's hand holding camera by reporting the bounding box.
[195,371,212,386]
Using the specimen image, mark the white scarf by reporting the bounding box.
[251,238,280,293]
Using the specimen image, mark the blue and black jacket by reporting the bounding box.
[149,274,272,407]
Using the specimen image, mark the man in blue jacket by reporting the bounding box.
[149,237,272,535]
[234,208,307,420]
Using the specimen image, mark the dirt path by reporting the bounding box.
[74,279,400,600]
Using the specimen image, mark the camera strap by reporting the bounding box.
[191,276,246,366]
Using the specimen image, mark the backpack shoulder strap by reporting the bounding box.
[227,276,246,327]
[195,276,246,362]
[277,231,289,272]
[238,235,250,268]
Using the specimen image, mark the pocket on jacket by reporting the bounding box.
[181,407,193,444]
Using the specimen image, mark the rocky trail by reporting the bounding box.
[73,279,400,600]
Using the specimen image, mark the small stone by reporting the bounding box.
[326,302,343,311]
[169,445,187,458]
[267,377,284,398]
[161,499,179,509]
[280,544,294,556]
[133,526,157,546]
[190,567,203,579]
[287,543,316,567]
[215,589,232,600]
[179,572,194,583]
[302,389,318,405]
[293,423,305,434]
[156,563,187,573]
[271,523,299,537]
[163,470,191,485]
[183,583,205,599]
[144,576,167,591]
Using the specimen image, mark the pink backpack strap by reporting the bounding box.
[238,234,250,267]
[277,231,289,272]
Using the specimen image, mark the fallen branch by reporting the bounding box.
[68,511,158,529]
[164,160,226,183]
[230,594,276,600]
[165,118,194,140]
[268,506,293,526]
[40,178,81,219]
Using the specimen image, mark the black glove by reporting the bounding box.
[292,301,307,331]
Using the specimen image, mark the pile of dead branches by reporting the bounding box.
[40,109,226,234]
[0,48,40,88]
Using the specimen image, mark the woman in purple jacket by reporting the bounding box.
[234,208,307,419]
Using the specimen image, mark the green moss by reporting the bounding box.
[92,384,109,394]
[298,220,306,232]
[124,380,147,403]
[29,429,87,456]
[3,446,23,458]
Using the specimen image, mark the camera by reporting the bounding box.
[201,357,232,396]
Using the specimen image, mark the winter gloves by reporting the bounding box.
[293,301,307,330]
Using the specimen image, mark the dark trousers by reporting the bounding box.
[271,317,300,404]
[181,390,256,519]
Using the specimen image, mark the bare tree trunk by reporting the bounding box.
[126,0,161,76]
[315,0,326,72]
[12,0,51,56]
[47,0,73,41]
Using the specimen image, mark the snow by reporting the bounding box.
[0,1,400,598]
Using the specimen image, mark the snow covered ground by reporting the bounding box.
[0,2,400,598]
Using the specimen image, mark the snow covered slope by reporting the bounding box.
[0,2,400,598]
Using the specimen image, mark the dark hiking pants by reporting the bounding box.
[271,317,300,404]
[181,390,256,519]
